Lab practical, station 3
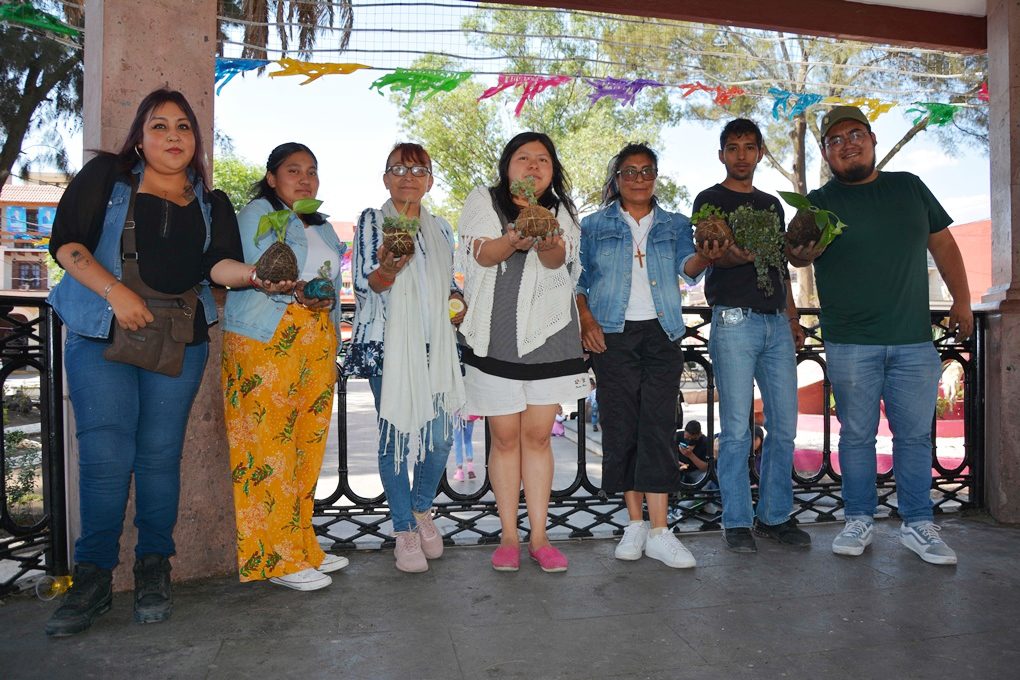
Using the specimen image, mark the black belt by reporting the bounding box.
[743,307,784,315]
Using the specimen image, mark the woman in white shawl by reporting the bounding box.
[344,143,466,573]
[458,132,587,573]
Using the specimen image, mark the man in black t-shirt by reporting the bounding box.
[692,118,809,553]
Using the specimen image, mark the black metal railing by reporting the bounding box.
[314,306,984,548]
[0,301,984,592]
[0,296,65,597]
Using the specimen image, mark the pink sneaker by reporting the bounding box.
[413,510,443,559]
[466,461,476,479]
[491,545,520,572]
[453,467,465,482]
[529,545,568,573]
[394,531,428,573]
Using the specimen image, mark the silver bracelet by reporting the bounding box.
[103,280,121,301]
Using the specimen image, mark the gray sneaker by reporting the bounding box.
[901,522,957,565]
[831,519,874,556]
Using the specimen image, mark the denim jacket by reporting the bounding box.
[577,201,699,341]
[222,198,346,351]
[47,162,217,339]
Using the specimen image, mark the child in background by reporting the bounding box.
[453,414,481,481]
[551,405,566,437]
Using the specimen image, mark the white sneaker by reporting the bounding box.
[831,519,874,556]
[317,553,350,574]
[614,522,649,560]
[901,522,957,565]
[269,567,332,591]
[644,530,696,569]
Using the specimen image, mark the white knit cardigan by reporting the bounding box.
[457,186,581,358]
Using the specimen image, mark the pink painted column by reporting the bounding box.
[80,0,236,586]
[982,0,1020,523]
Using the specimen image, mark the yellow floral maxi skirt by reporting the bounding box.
[222,305,336,582]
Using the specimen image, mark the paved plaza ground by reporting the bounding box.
[1,516,1018,679]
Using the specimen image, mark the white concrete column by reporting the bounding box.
[982,0,1020,523]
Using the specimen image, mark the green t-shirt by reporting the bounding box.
[807,171,951,345]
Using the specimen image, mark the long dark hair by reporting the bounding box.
[250,142,326,225]
[601,142,659,207]
[492,132,577,224]
[114,88,208,186]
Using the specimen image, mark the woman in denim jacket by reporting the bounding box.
[576,143,723,569]
[45,89,253,636]
[222,143,348,591]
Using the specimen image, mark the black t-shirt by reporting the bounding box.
[50,154,244,342]
[676,432,709,464]
[691,184,788,311]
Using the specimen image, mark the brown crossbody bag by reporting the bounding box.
[102,177,198,376]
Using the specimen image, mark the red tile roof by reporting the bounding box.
[0,183,64,205]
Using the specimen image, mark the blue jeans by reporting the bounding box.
[65,333,208,569]
[825,341,941,524]
[454,419,475,465]
[368,377,453,532]
[708,308,798,528]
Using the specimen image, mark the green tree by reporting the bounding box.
[0,1,83,186]
[213,154,264,210]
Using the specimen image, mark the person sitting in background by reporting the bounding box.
[677,420,710,481]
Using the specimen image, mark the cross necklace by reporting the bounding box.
[631,221,653,268]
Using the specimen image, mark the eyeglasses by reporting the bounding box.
[386,165,431,177]
[617,166,657,181]
[824,129,868,149]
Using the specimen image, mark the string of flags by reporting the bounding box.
[1,0,986,131]
[212,57,985,128]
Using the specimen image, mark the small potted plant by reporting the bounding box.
[690,203,734,245]
[381,209,419,257]
[728,204,785,295]
[509,177,559,239]
[300,260,336,303]
[252,198,323,282]
[777,191,849,249]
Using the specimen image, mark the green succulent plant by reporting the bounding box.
[729,204,785,296]
[510,177,539,205]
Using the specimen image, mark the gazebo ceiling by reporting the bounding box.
[493,0,987,52]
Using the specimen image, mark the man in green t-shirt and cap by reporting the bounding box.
[789,105,973,565]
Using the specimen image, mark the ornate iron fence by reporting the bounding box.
[314,306,984,548]
[0,296,66,596]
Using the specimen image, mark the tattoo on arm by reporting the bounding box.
[70,249,92,270]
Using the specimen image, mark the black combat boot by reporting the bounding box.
[133,553,173,624]
[45,563,113,637]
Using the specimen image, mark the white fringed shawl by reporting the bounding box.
[457,186,580,358]
[379,199,465,468]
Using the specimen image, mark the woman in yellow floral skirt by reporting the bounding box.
[222,143,348,590]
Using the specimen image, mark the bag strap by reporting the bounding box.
[118,175,197,312]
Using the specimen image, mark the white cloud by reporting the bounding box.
[883,147,959,172]
[943,193,991,224]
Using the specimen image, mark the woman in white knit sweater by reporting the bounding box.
[458,132,587,573]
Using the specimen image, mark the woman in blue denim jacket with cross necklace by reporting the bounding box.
[576,143,725,569]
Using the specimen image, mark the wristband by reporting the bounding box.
[102,280,121,301]
[376,270,394,286]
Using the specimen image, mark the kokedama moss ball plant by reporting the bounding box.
[691,204,734,245]
[777,191,849,249]
[728,204,785,296]
[381,210,419,257]
[509,177,560,239]
[253,198,323,282]
[301,261,336,302]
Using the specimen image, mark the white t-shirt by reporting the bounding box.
[622,210,657,321]
[299,227,334,281]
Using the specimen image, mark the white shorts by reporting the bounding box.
[464,366,590,416]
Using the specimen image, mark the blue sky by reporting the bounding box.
[209,69,990,227]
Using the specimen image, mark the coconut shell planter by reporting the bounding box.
[253,198,323,283]
[510,178,560,239]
